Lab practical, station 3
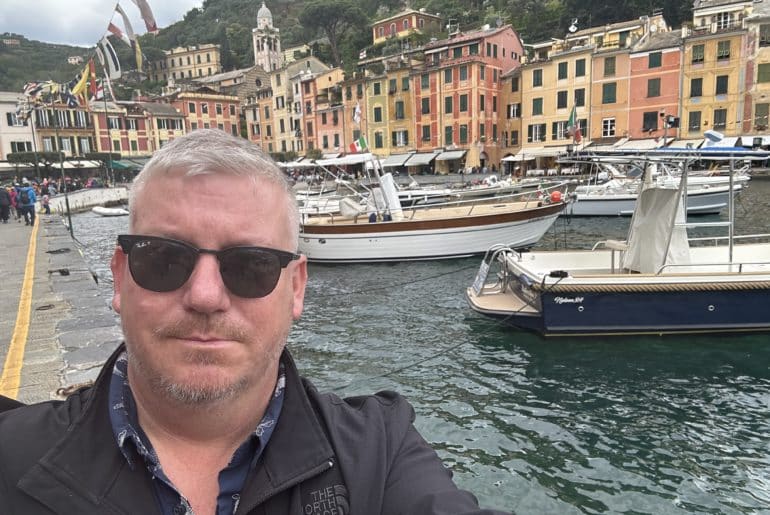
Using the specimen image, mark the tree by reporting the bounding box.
[299,0,368,67]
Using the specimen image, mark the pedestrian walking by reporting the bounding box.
[0,186,11,223]
[17,181,36,226]
[41,194,50,215]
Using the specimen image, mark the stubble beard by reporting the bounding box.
[124,314,289,407]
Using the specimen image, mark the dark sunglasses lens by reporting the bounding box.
[219,248,282,298]
[128,239,197,292]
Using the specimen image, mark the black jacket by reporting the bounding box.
[0,345,509,514]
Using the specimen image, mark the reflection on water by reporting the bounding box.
[72,181,770,514]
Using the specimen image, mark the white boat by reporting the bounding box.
[92,206,129,217]
[466,146,770,337]
[566,159,749,216]
[299,168,569,263]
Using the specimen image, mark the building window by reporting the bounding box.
[602,82,616,104]
[690,78,703,97]
[202,103,209,114]
[389,78,397,94]
[459,124,468,144]
[480,65,485,80]
[453,47,463,58]
[575,59,585,77]
[511,77,519,92]
[459,94,468,112]
[421,98,430,114]
[552,121,568,140]
[373,106,382,122]
[574,88,585,107]
[527,123,546,142]
[511,130,519,145]
[188,102,196,113]
[558,62,567,80]
[216,104,223,115]
[716,75,728,95]
[692,44,704,64]
[717,40,730,60]
[647,78,661,97]
[493,95,497,113]
[108,116,121,130]
[321,113,327,125]
[713,108,727,129]
[507,103,520,118]
[755,103,769,129]
[643,111,658,131]
[112,140,120,152]
[421,74,429,89]
[403,19,409,30]
[422,125,431,141]
[127,119,137,130]
[602,118,616,137]
[480,94,485,112]
[469,43,479,55]
[322,135,328,149]
[390,23,396,35]
[378,26,384,38]
[334,134,340,148]
[688,111,702,132]
[279,119,286,133]
[445,126,453,145]
[648,52,662,68]
[716,12,733,30]
[230,105,236,116]
[375,132,384,148]
[459,65,468,81]
[373,82,381,95]
[532,69,543,87]
[444,68,453,83]
[395,101,405,119]
[402,77,410,91]
[532,97,543,116]
[758,64,770,83]
[604,56,616,77]
[761,24,770,47]
[445,96,453,114]
[557,90,567,109]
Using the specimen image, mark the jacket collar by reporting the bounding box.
[17,344,335,513]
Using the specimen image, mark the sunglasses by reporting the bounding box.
[117,235,300,298]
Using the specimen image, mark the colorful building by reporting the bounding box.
[371,9,442,45]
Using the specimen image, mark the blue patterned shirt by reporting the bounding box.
[108,352,285,515]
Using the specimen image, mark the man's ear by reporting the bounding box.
[291,255,308,320]
[110,246,126,314]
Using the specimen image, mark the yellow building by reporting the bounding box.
[744,1,770,134]
[682,0,753,137]
[499,69,523,173]
[384,61,415,156]
[149,44,222,83]
[365,74,389,156]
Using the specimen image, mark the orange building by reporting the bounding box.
[371,9,442,45]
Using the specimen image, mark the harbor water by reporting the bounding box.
[73,180,770,514]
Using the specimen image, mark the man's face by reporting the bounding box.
[111,171,307,406]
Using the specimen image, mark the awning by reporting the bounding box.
[278,160,316,169]
[670,138,704,149]
[52,160,102,169]
[381,153,413,167]
[316,153,376,167]
[617,138,665,150]
[108,160,137,171]
[322,152,341,159]
[507,146,568,161]
[435,150,467,161]
[705,136,739,148]
[405,151,440,166]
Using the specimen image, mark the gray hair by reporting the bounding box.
[129,129,299,243]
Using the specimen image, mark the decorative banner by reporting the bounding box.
[97,37,122,80]
[130,0,158,33]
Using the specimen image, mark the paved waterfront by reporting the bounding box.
[0,212,122,404]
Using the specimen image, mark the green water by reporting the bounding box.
[76,180,770,514]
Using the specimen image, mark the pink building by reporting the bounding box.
[628,31,683,141]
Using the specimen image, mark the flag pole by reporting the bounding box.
[101,74,115,186]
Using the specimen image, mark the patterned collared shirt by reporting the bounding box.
[108,352,285,515]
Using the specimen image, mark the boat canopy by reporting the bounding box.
[623,186,690,273]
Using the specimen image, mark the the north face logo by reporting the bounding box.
[303,484,349,515]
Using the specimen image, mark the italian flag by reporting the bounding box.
[349,135,368,153]
[566,105,582,143]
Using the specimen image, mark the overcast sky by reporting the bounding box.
[0,0,203,47]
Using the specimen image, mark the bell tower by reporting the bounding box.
[252,2,283,71]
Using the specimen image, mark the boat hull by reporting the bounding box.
[300,203,565,263]
[568,185,739,216]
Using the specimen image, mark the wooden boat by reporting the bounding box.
[299,171,569,263]
[467,147,770,337]
[92,206,129,217]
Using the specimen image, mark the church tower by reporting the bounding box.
[252,2,283,71]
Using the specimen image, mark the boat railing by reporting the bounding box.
[401,180,569,219]
[471,244,517,296]
[591,239,629,274]
[656,260,770,275]
[688,233,770,246]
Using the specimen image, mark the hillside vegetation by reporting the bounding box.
[1,0,692,94]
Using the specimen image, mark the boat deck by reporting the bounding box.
[467,287,540,315]
[303,199,543,226]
